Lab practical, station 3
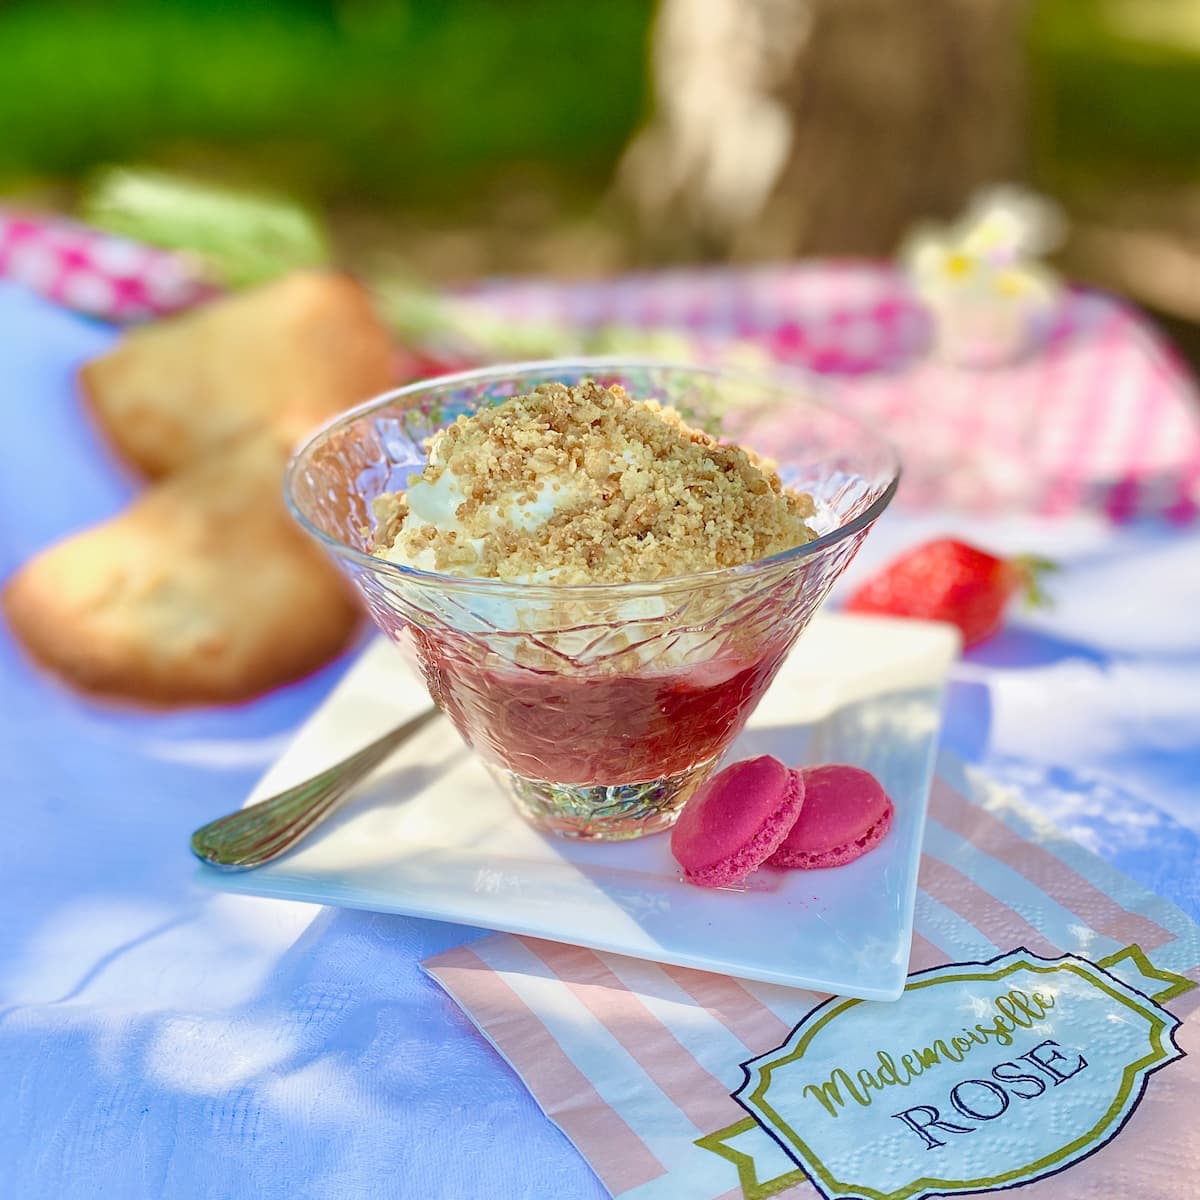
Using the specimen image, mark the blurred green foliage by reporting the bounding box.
[1030,0,1200,187]
[83,167,330,286]
[0,0,650,208]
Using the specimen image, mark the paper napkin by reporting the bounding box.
[424,753,1199,1200]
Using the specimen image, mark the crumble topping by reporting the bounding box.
[372,381,817,584]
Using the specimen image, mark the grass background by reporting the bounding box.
[0,0,649,212]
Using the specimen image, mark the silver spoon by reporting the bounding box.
[190,706,440,871]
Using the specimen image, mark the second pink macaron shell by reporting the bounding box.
[670,755,805,888]
[767,764,894,869]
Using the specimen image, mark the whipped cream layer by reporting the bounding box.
[383,458,581,577]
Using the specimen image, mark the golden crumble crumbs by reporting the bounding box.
[372,381,817,583]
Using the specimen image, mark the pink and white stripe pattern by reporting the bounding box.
[425,754,1200,1200]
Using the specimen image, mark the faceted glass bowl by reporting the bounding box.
[285,359,899,841]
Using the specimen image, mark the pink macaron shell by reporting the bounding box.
[767,764,894,870]
[670,755,805,888]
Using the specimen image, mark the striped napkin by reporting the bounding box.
[423,754,1200,1200]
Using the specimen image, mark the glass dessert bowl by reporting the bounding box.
[285,360,899,841]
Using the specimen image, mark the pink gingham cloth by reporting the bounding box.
[461,264,925,376]
[4,210,1197,520]
[465,266,1200,522]
[0,210,214,321]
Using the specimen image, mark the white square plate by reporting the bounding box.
[197,613,958,1000]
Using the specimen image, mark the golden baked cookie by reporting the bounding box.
[79,270,396,477]
[2,437,361,705]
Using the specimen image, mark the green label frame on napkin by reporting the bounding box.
[703,945,1191,1200]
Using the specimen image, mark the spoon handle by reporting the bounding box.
[190,706,440,871]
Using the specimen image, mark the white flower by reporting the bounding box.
[902,187,1062,315]
[962,186,1065,259]
[901,187,1065,365]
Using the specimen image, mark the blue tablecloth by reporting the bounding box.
[2,282,1198,1199]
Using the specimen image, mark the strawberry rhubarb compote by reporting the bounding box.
[370,381,817,785]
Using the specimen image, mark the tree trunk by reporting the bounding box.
[618,0,1030,260]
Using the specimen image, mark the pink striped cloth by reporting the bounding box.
[465,267,1200,522]
[424,755,1200,1200]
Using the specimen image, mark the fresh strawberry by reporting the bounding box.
[845,539,1055,647]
